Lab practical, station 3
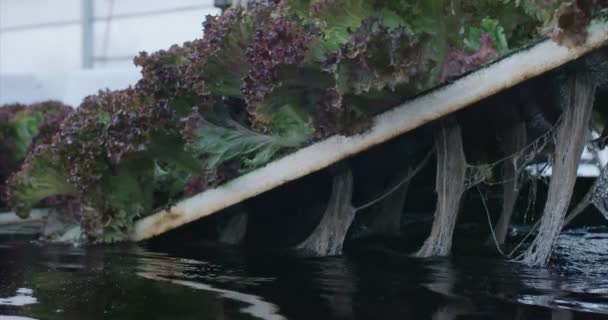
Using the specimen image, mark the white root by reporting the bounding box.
[563,159,608,227]
[415,118,467,257]
[296,164,355,256]
[517,71,596,266]
[494,121,528,245]
[217,206,249,245]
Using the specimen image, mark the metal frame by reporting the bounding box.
[81,0,95,69]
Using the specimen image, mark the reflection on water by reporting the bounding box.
[1,224,608,319]
[136,254,284,320]
[0,289,37,307]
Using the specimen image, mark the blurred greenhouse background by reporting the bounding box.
[0,0,221,106]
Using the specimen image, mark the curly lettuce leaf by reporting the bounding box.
[185,4,275,98]
[6,145,77,218]
[187,104,313,171]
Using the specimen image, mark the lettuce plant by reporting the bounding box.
[0,101,72,208]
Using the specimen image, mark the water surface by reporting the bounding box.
[1,223,608,319]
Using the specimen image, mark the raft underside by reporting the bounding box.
[132,21,608,242]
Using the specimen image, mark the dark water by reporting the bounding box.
[2,223,608,319]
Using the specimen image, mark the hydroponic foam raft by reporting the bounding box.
[133,20,608,242]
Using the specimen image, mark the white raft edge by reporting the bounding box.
[132,21,608,242]
[0,209,48,225]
